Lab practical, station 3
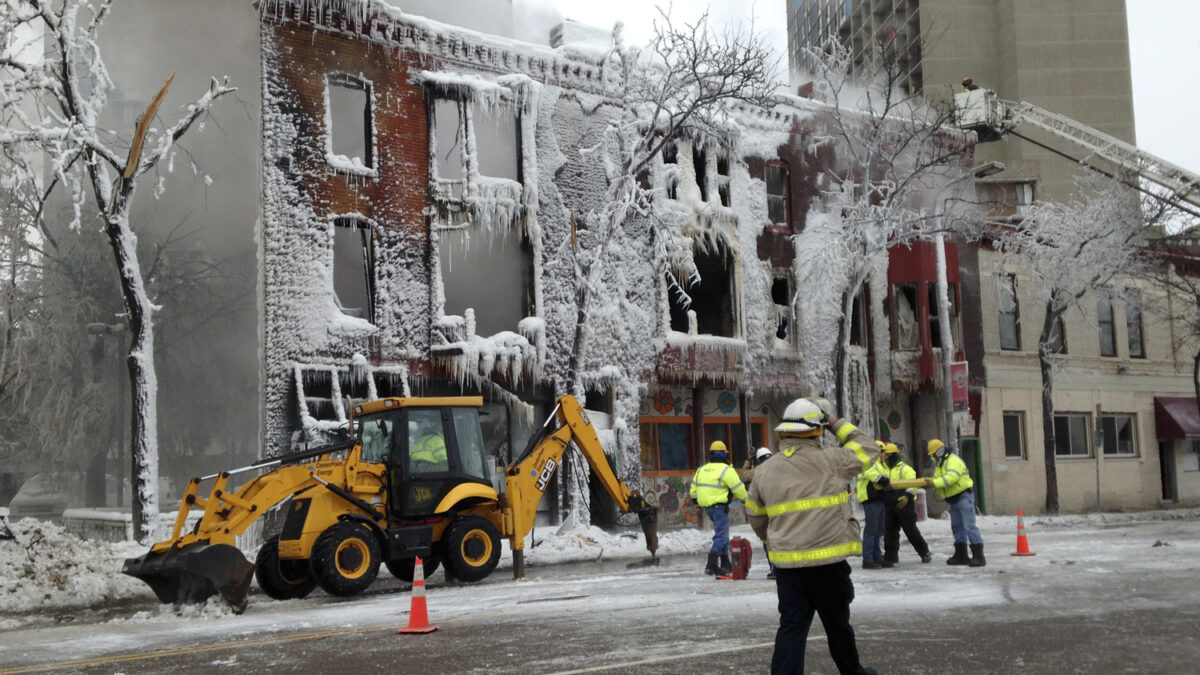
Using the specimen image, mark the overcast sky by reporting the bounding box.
[542,0,1200,176]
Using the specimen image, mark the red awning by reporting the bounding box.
[1154,397,1200,439]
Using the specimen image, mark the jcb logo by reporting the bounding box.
[535,458,557,493]
[413,486,432,503]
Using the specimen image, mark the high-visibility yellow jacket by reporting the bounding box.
[882,461,918,496]
[410,433,448,467]
[855,457,887,503]
[744,421,874,569]
[930,452,973,499]
[689,461,747,507]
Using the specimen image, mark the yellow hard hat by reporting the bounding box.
[875,440,887,450]
[710,440,727,452]
[883,443,900,454]
[927,439,945,456]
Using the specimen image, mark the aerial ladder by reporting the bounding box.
[954,88,1200,218]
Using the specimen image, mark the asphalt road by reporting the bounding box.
[3,518,1199,674]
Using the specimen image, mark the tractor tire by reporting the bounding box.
[441,515,501,582]
[255,536,316,600]
[385,556,441,583]
[310,522,382,597]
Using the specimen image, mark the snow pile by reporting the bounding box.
[503,522,717,569]
[0,519,151,614]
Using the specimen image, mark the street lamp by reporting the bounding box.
[935,161,1004,448]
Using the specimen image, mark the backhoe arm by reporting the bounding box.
[503,395,658,577]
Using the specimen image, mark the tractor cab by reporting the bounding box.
[353,396,493,519]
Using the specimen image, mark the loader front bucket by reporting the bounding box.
[123,543,255,612]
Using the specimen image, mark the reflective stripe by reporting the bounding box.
[762,492,849,517]
[835,422,856,444]
[692,482,723,489]
[769,541,862,564]
[745,499,764,515]
[729,482,746,492]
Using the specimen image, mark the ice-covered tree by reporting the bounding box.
[792,40,973,420]
[0,0,234,541]
[991,173,1152,514]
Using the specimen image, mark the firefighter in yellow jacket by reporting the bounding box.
[925,439,985,567]
[746,398,878,675]
[688,441,747,576]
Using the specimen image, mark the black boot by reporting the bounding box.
[718,553,733,576]
[946,542,970,565]
[705,553,719,575]
[969,543,987,567]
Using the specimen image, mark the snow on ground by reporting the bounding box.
[1,506,1197,623]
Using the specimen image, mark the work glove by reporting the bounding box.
[873,475,891,489]
[897,495,909,509]
[924,477,936,489]
[807,397,836,421]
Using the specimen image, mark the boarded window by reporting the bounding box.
[1003,411,1025,459]
[439,217,534,337]
[999,273,1020,350]
[1125,289,1145,358]
[669,242,737,338]
[332,218,375,322]
[765,163,788,228]
[1097,291,1116,357]
[327,74,372,170]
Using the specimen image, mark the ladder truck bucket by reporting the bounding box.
[122,543,255,612]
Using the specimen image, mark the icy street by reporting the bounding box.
[1,511,1199,674]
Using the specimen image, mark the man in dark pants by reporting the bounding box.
[745,397,878,675]
[880,443,932,565]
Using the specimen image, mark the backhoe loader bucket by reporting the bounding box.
[629,494,659,556]
[123,543,255,612]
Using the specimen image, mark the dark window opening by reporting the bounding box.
[1126,290,1145,358]
[771,276,792,340]
[439,218,534,338]
[693,145,709,202]
[1003,411,1025,459]
[718,183,731,208]
[1097,291,1116,357]
[1054,413,1090,457]
[300,369,336,421]
[668,242,737,337]
[662,141,678,164]
[333,218,375,322]
[717,155,730,176]
[765,163,789,228]
[928,282,957,350]
[338,369,371,410]
[327,74,373,170]
[584,387,614,416]
[849,289,869,347]
[666,176,679,201]
[891,282,919,350]
[717,154,731,207]
[1101,414,1137,456]
[373,372,406,398]
[999,273,1020,350]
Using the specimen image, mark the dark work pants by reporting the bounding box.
[884,498,929,562]
[771,560,870,675]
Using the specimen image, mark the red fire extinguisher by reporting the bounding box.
[729,536,753,580]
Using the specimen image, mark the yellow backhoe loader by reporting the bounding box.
[123,395,657,611]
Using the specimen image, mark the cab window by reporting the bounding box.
[451,407,489,481]
[358,413,394,464]
[409,409,449,474]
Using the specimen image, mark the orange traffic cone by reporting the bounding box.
[1011,510,1036,556]
[398,557,438,634]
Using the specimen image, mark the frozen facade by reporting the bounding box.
[255,0,985,528]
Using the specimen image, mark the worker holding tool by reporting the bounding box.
[688,440,747,576]
[925,439,985,567]
[746,397,878,675]
[856,442,891,569]
[880,443,932,565]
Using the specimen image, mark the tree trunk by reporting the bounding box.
[1039,301,1060,514]
[834,286,853,416]
[1193,350,1200,418]
[104,201,159,544]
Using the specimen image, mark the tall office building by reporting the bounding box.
[787,0,1135,202]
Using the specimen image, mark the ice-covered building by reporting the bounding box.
[256,0,979,528]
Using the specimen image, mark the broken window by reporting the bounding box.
[693,145,709,202]
[928,282,958,350]
[584,386,613,416]
[999,273,1020,350]
[472,100,519,180]
[849,289,868,347]
[433,99,465,197]
[1125,289,1145,358]
[299,368,336,421]
[771,276,792,340]
[716,154,731,207]
[1097,290,1116,357]
[668,241,737,337]
[439,217,534,337]
[332,217,375,322]
[326,74,373,172]
[891,283,919,350]
[765,162,789,228]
